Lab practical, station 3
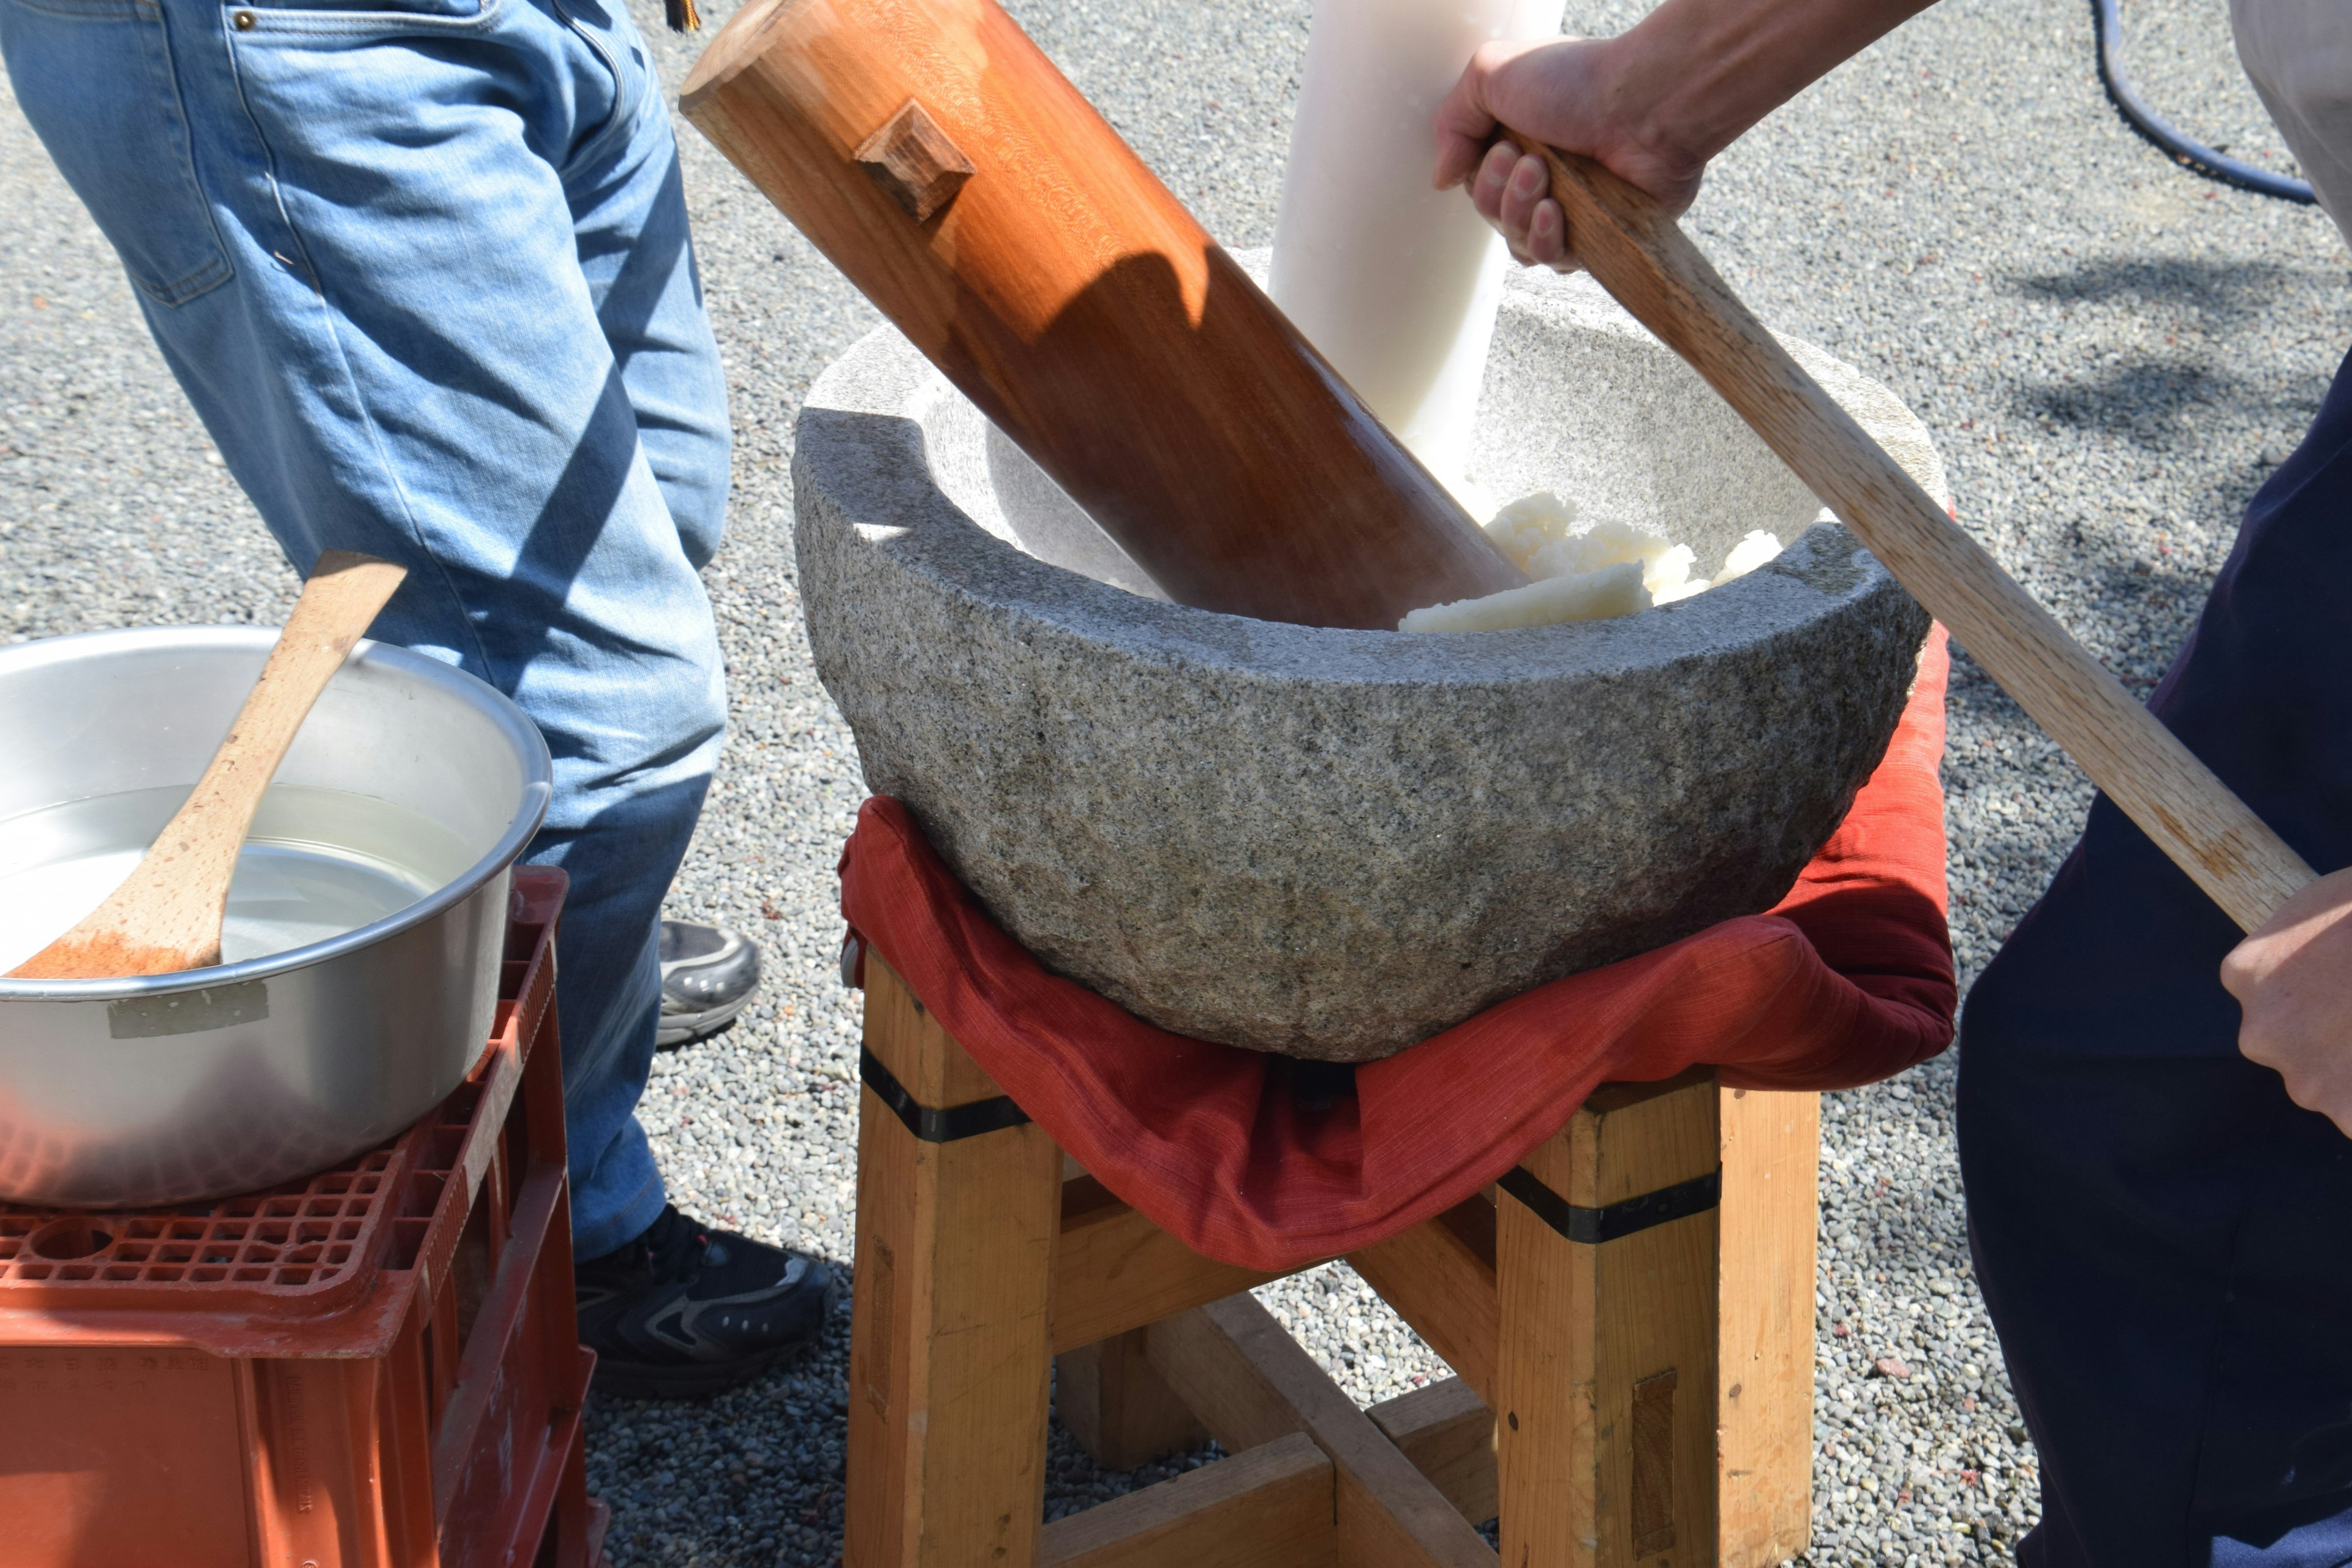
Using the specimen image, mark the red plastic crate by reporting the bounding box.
[0,868,606,1568]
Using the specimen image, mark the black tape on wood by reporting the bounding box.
[1498,1165,1721,1245]
[858,1046,1032,1144]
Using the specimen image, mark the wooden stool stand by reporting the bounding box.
[847,954,1819,1566]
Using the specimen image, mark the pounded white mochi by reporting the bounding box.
[1486,491,1698,594]
[1400,560,1649,633]
[1401,488,1785,633]
[1480,489,1580,573]
[1712,529,1784,585]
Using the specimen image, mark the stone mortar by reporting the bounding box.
[794,266,1945,1061]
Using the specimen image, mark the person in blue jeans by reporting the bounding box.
[1,0,832,1398]
[1441,0,2352,1560]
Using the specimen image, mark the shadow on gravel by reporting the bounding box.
[2019,356,2237,445]
[2010,353,2328,465]
[2004,257,2296,325]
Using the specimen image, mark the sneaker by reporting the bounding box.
[576,1205,837,1400]
[657,918,762,1049]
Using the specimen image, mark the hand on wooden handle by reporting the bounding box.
[1506,133,2315,933]
[2226,866,2352,1131]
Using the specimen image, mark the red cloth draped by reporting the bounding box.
[839,630,1954,1272]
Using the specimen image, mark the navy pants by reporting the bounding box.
[1960,343,2352,1566]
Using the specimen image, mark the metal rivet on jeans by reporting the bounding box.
[232,9,257,28]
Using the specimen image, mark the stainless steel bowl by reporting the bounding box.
[0,627,552,1207]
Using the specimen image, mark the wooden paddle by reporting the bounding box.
[1506,137,2314,932]
[9,551,409,980]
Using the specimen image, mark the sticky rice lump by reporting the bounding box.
[1401,490,1782,634]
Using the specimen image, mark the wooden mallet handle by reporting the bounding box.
[680,0,1525,631]
[1510,137,2313,932]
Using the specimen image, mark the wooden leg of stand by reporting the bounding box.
[846,957,1062,1568]
[1344,1083,1818,1562]
[1058,1329,1211,1471]
[1495,1068,1721,1567]
[1717,1087,1820,1568]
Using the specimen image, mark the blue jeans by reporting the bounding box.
[1,0,730,1256]
[1960,342,2352,1567]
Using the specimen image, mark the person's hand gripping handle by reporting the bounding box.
[1503,137,2316,930]
[1492,135,2352,1126]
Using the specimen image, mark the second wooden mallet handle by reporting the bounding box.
[1512,137,2313,932]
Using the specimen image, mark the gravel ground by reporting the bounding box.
[6,0,2348,1562]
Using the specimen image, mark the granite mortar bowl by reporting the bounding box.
[795,268,1945,1061]
[0,628,552,1207]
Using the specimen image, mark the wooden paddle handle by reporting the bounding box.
[164,550,412,881]
[1512,137,2314,932]
[680,0,1525,630]
[6,551,407,978]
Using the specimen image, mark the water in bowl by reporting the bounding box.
[0,784,481,974]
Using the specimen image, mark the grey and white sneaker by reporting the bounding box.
[657,918,761,1049]
[576,1205,837,1400]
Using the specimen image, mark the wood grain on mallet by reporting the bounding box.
[8,551,407,979]
[1514,137,2315,933]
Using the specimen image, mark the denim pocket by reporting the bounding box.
[228,0,483,20]
[0,0,233,306]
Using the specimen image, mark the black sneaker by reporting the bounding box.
[576,1205,836,1400]
[657,919,761,1049]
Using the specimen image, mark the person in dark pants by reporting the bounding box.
[1436,0,2352,1560]
[1961,375,2352,1559]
